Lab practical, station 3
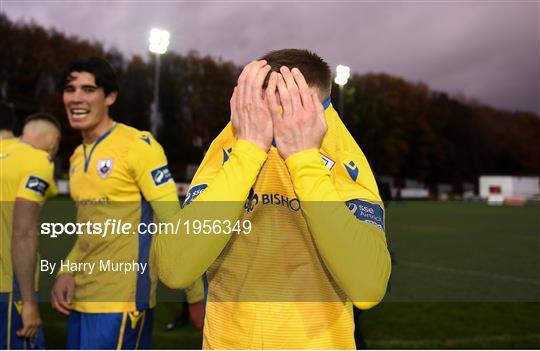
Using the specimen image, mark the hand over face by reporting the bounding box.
[266,66,328,160]
[230,60,274,152]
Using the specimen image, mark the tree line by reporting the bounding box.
[1,14,539,184]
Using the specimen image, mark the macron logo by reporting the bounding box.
[344,161,359,181]
[222,147,233,164]
[140,135,151,145]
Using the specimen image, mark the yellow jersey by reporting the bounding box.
[0,139,55,293]
[66,123,181,313]
[188,103,390,349]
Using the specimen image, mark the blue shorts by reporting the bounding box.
[0,292,46,350]
[66,309,153,349]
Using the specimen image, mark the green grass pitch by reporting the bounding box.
[34,199,539,348]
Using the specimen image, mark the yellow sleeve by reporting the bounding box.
[151,138,267,289]
[185,276,205,304]
[127,132,178,201]
[183,122,237,204]
[285,149,391,309]
[16,154,55,205]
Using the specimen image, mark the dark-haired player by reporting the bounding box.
[50,57,207,349]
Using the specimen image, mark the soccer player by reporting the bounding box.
[49,57,208,349]
[1,113,61,349]
[184,50,392,348]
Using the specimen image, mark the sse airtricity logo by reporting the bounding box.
[25,176,49,196]
[151,165,173,186]
[184,184,208,206]
[346,199,385,231]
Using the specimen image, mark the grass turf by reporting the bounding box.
[34,199,539,348]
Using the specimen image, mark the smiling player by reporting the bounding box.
[50,57,205,349]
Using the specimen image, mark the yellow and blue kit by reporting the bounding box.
[63,122,204,349]
[1,139,54,349]
[185,101,391,349]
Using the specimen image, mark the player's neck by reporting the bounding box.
[82,117,114,144]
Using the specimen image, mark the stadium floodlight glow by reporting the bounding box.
[148,28,170,55]
[148,28,170,137]
[334,65,350,86]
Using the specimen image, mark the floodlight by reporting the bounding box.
[149,28,170,55]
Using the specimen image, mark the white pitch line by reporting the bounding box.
[399,260,540,287]
[367,333,540,348]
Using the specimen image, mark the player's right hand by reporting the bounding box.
[267,66,327,160]
[231,60,273,152]
[51,273,74,316]
[16,301,42,338]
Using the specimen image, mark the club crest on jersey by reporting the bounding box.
[222,147,233,164]
[97,159,114,179]
[151,165,173,186]
[25,176,49,196]
[344,161,359,181]
[320,153,335,170]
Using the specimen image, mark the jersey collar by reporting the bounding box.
[83,123,118,172]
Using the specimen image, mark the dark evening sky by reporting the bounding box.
[3,1,539,114]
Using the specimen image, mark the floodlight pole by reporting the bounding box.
[339,84,344,117]
[148,28,169,138]
[335,64,350,117]
[151,53,161,137]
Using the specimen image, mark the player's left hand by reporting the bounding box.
[267,66,327,160]
[16,300,42,338]
[188,301,205,335]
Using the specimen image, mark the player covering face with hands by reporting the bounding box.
[190,50,390,349]
[230,60,328,159]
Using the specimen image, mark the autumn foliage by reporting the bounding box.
[1,14,539,184]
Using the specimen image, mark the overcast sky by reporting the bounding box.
[2,1,539,114]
